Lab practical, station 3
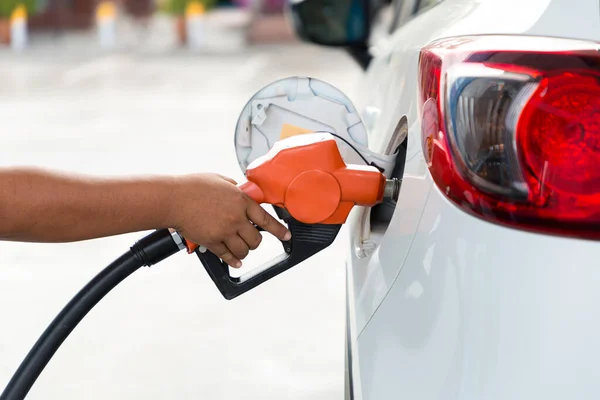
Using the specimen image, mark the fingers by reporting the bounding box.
[209,237,250,269]
[238,222,263,250]
[210,242,241,269]
[225,235,250,263]
[246,201,291,241]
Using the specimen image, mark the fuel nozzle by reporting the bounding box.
[187,132,403,300]
[384,178,401,202]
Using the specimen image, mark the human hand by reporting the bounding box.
[171,173,291,268]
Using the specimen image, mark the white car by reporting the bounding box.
[287,0,600,399]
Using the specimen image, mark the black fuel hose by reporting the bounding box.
[0,228,183,400]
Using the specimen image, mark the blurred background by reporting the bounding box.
[0,0,363,399]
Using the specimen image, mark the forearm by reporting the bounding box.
[0,167,178,243]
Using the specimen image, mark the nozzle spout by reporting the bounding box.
[384,178,400,202]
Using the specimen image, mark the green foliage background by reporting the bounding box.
[158,0,218,15]
[0,0,38,19]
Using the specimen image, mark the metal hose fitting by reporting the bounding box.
[384,178,401,202]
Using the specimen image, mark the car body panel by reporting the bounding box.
[357,182,600,399]
[344,0,600,398]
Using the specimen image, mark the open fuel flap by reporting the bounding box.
[234,76,398,176]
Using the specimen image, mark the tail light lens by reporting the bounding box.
[418,35,600,239]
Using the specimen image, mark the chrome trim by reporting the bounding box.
[168,229,187,251]
[443,62,538,198]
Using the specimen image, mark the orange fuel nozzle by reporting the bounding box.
[241,133,389,224]
[184,132,395,253]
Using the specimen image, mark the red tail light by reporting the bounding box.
[418,35,600,239]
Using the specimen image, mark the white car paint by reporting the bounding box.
[343,0,600,398]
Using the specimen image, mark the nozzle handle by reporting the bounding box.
[195,206,341,300]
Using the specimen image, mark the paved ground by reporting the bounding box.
[0,18,362,400]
